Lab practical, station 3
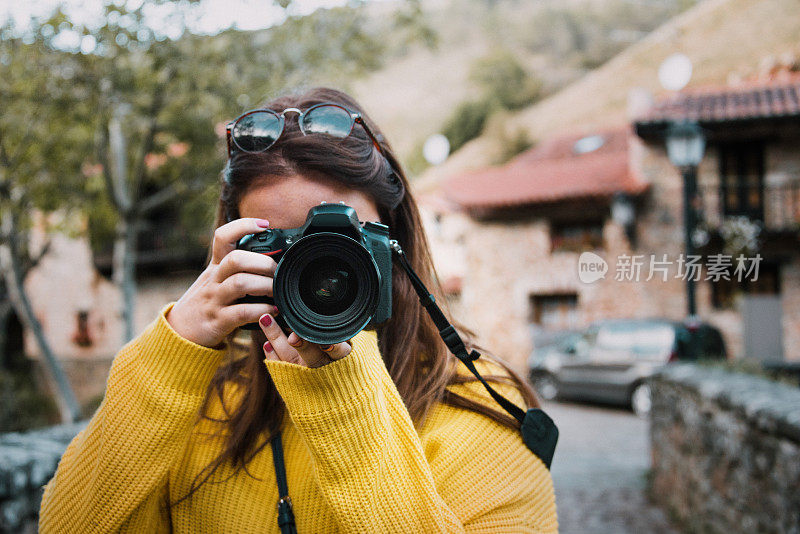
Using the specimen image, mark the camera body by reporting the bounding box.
[236,203,392,345]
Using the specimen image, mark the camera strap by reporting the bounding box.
[270,432,297,534]
[390,241,558,469]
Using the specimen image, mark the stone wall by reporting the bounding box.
[0,421,86,533]
[650,364,800,533]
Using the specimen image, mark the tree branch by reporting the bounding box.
[19,238,52,278]
[136,181,181,216]
[131,68,175,205]
[97,125,126,215]
[137,176,206,216]
[0,208,81,422]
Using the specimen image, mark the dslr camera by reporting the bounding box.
[235,203,392,345]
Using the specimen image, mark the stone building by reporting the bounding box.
[432,74,800,372]
[7,207,209,407]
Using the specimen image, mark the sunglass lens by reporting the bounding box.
[302,105,353,138]
[232,111,281,152]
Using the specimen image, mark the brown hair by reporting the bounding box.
[178,87,538,503]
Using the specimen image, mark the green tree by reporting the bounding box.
[469,48,542,110]
[441,99,495,154]
[439,48,541,157]
[68,6,228,344]
[12,0,432,347]
[0,29,90,422]
[60,1,401,344]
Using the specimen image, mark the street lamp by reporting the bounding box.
[665,121,706,168]
[665,120,706,318]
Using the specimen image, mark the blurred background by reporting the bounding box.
[1,0,799,532]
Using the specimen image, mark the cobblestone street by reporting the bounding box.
[545,401,679,534]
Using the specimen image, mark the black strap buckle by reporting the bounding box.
[277,496,293,512]
[271,433,297,534]
[277,495,296,532]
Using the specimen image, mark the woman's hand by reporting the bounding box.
[259,313,351,368]
[166,217,279,349]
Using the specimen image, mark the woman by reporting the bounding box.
[39,87,558,533]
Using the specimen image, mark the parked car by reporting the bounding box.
[528,318,727,416]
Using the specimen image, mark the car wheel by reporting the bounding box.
[630,382,652,418]
[533,373,559,402]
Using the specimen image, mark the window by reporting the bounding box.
[595,322,676,357]
[719,142,765,221]
[529,293,579,330]
[71,310,93,347]
[550,221,604,252]
[573,135,605,155]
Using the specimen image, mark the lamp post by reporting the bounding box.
[665,121,706,318]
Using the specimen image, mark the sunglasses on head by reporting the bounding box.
[225,102,390,160]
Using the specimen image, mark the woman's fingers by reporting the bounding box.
[220,302,277,329]
[167,218,274,348]
[319,341,352,362]
[214,248,277,284]
[286,332,334,368]
[210,218,270,265]
[260,315,351,368]
[217,272,274,303]
[259,314,305,366]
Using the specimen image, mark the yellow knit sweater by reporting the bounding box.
[39,302,558,533]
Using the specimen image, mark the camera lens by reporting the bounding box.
[273,232,381,345]
[298,258,355,316]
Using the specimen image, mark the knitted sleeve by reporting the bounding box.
[38,302,226,533]
[264,330,558,533]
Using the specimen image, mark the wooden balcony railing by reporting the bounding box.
[697,180,800,232]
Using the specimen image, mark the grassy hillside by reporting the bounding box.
[416,0,800,188]
[349,0,695,173]
[513,0,800,137]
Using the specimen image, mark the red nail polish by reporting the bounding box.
[320,345,332,351]
[260,314,272,327]
[263,341,273,353]
[256,218,270,228]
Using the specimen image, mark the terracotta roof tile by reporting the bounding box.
[444,127,647,210]
[636,74,800,124]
